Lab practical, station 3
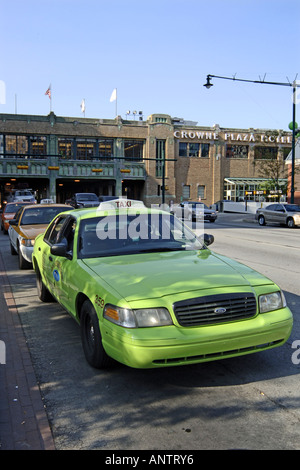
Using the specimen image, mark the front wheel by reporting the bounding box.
[258,215,266,226]
[287,217,295,228]
[18,247,31,269]
[10,242,17,255]
[80,300,113,369]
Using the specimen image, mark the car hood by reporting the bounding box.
[78,201,99,207]
[83,249,273,302]
[18,224,49,239]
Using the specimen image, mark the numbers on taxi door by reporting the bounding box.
[95,295,104,308]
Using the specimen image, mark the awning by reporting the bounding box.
[224,177,287,186]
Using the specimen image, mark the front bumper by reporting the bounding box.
[20,244,34,263]
[101,307,293,368]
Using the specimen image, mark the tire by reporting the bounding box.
[18,246,31,269]
[36,266,54,302]
[258,215,266,226]
[287,217,295,228]
[10,242,17,255]
[80,300,113,369]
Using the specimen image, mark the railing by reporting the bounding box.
[0,154,146,179]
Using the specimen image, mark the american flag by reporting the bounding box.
[45,85,51,99]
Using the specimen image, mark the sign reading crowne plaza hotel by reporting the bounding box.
[174,129,292,144]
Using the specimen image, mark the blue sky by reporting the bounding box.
[1,0,299,130]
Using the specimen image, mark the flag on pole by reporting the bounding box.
[45,84,51,99]
[80,99,86,114]
[110,88,117,102]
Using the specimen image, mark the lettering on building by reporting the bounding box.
[174,130,292,144]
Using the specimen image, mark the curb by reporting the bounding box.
[0,250,55,450]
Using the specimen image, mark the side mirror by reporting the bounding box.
[50,238,70,258]
[9,219,17,226]
[203,233,214,246]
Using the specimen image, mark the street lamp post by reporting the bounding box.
[203,74,299,203]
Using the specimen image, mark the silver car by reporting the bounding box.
[255,203,300,228]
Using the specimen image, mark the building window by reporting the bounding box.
[182,185,190,200]
[124,139,144,161]
[226,145,248,158]
[254,146,278,160]
[197,185,205,200]
[76,138,96,160]
[99,139,113,159]
[29,136,46,156]
[201,143,210,157]
[5,135,29,155]
[189,143,199,157]
[179,142,210,157]
[58,138,74,158]
[179,142,187,157]
[156,139,165,178]
[0,135,3,155]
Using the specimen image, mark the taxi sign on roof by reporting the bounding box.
[98,198,145,211]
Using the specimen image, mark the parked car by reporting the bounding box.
[8,189,36,203]
[68,193,99,208]
[8,203,72,269]
[255,203,300,228]
[173,201,217,222]
[1,202,32,234]
[32,198,292,370]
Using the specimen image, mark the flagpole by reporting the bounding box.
[115,88,117,117]
[49,83,52,113]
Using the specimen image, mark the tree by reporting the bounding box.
[253,158,287,201]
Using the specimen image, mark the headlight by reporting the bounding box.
[104,304,173,328]
[20,239,35,247]
[259,291,286,313]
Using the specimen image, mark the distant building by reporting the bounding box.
[0,112,292,208]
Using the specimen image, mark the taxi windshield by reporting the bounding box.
[78,212,204,258]
[20,206,70,225]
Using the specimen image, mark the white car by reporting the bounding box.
[10,189,36,204]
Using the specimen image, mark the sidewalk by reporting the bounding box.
[0,251,55,450]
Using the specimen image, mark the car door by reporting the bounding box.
[41,215,70,295]
[263,204,276,224]
[272,204,285,224]
[47,216,78,313]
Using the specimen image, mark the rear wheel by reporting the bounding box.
[80,300,113,369]
[258,215,266,226]
[35,266,54,302]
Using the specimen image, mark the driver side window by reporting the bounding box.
[44,216,67,245]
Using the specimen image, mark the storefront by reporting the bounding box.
[224,177,288,202]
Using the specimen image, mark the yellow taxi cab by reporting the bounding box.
[1,202,33,234]
[8,203,73,269]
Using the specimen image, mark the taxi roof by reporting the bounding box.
[68,199,164,220]
[21,203,72,210]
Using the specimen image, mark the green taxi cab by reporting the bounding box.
[32,199,293,369]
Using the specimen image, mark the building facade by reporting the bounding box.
[0,112,293,208]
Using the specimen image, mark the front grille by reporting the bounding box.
[173,292,257,327]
